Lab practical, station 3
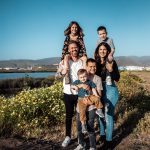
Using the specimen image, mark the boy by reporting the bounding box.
[71,69,104,134]
[97,26,115,62]
[97,26,115,85]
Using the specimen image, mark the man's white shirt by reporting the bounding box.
[63,59,84,94]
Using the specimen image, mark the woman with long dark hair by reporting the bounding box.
[94,42,120,149]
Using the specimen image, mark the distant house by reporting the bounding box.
[145,67,150,71]
[119,66,150,71]
[4,67,18,70]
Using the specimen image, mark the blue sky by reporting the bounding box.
[0,0,150,60]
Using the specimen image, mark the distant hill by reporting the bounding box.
[0,56,150,68]
[0,57,61,68]
[115,56,150,67]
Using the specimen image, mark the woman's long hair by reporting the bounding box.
[94,42,111,64]
[64,21,84,37]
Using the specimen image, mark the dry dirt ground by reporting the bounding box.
[131,71,150,92]
[0,71,150,150]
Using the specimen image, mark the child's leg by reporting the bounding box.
[87,95,103,109]
[62,55,69,75]
[78,99,87,125]
[62,55,70,84]
[55,61,63,79]
[88,95,104,118]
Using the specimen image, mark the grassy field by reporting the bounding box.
[0,71,150,150]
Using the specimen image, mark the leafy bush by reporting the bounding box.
[0,81,64,137]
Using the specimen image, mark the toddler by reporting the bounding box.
[71,69,104,134]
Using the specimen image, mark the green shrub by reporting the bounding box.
[0,81,64,137]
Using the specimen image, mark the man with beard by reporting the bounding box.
[61,40,87,148]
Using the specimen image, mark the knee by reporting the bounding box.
[87,121,95,133]
[66,112,74,119]
[105,103,115,116]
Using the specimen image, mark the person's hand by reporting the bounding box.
[108,54,113,63]
[80,55,87,62]
[106,61,113,72]
[80,84,91,91]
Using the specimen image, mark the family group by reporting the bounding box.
[56,21,120,150]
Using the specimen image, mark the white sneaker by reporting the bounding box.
[89,148,96,150]
[74,144,85,150]
[62,136,71,147]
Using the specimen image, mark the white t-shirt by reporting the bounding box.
[63,59,84,94]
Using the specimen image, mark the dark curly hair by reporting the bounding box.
[64,21,84,37]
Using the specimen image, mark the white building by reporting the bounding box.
[119,66,150,71]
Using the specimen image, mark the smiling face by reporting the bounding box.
[78,72,88,83]
[98,45,108,58]
[98,29,107,41]
[70,24,78,35]
[68,43,79,57]
[86,62,97,75]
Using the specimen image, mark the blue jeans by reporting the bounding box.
[76,109,96,149]
[99,82,119,141]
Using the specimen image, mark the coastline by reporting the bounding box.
[0,69,57,73]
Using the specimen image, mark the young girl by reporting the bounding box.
[61,21,87,84]
[62,21,86,60]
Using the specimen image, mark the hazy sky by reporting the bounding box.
[0,0,150,60]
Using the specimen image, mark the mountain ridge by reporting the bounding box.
[0,56,150,68]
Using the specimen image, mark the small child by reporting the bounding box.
[61,21,86,84]
[97,26,115,85]
[71,69,104,134]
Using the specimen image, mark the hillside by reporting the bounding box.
[0,56,150,68]
[115,56,150,67]
[0,57,61,68]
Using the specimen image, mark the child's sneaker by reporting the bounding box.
[89,148,96,150]
[62,136,71,147]
[74,144,86,150]
[96,109,104,118]
[82,124,88,134]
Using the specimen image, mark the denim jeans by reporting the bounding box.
[76,109,96,149]
[99,81,119,141]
